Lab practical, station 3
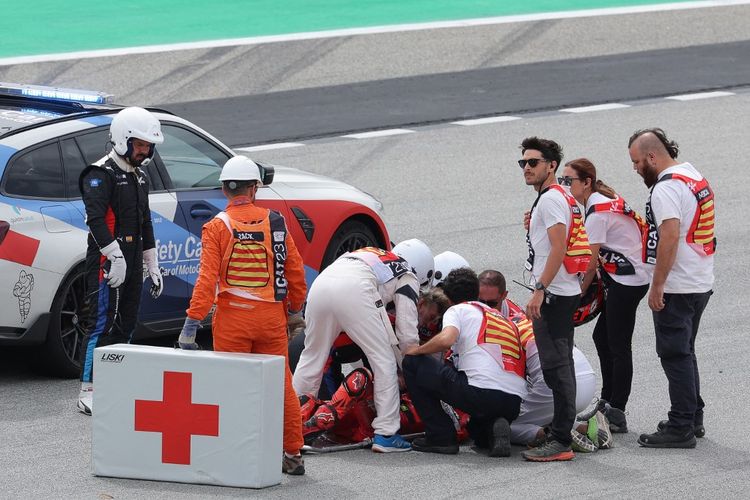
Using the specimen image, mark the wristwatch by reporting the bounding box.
[534,281,546,292]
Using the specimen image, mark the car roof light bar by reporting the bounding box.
[0,82,114,105]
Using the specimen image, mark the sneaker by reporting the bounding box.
[77,386,93,416]
[603,404,628,433]
[570,430,597,453]
[372,433,412,453]
[638,429,696,449]
[411,436,459,455]
[488,418,511,457]
[282,453,305,475]
[657,420,705,438]
[521,440,575,462]
[594,411,613,449]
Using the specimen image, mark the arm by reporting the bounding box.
[580,243,601,294]
[404,326,459,356]
[140,173,155,251]
[648,218,679,311]
[526,223,566,320]
[185,221,223,321]
[81,169,116,249]
[393,275,420,351]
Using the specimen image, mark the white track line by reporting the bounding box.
[452,116,521,126]
[236,142,305,152]
[665,91,736,100]
[342,129,415,139]
[560,103,631,113]
[3,1,749,65]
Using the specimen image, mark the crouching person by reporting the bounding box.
[403,268,527,456]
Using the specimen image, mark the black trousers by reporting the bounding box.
[402,354,521,445]
[592,280,649,410]
[80,238,143,382]
[653,291,712,431]
[532,293,580,446]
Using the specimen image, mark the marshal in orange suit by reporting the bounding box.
[178,155,307,476]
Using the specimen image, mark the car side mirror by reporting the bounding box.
[257,162,274,186]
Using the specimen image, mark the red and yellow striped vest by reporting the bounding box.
[468,301,526,379]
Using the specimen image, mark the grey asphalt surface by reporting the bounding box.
[2,4,750,499]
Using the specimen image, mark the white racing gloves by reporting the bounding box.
[178,317,202,350]
[101,241,127,288]
[143,247,164,298]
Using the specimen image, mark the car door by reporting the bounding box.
[70,129,189,320]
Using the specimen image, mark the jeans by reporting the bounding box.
[653,291,712,431]
[402,355,521,445]
[532,293,580,446]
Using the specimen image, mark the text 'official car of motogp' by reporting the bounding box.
[0,83,390,377]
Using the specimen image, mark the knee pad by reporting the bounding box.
[343,367,373,398]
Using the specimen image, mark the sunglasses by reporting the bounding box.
[557,176,581,186]
[518,158,550,169]
[481,299,499,309]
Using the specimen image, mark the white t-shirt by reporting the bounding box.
[585,192,652,287]
[650,163,714,293]
[528,187,582,296]
[442,304,527,398]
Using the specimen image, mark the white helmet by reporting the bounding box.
[109,107,163,157]
[433,251,471,286]
[219,155,262,183]
[392,238,434,292]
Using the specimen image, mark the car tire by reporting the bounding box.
[320,219,379,270]
[38,265,86,378]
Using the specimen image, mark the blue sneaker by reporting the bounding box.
[372,433,412,453]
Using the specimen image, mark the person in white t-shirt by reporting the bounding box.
[560,158,651,433]
[403,268,527,457]
[518,137,591,462]
[628,128,715,449]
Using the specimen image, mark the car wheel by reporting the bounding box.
[320,219,379,270]
[39,266,86,378]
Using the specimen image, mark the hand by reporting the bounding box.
[525,290,544,320]
[178,317,202,350]
[287,310,305,338]
[648,283,665,312]
[403,345,419,356]
[101,241,126,288]
[143,248,164,298]
[523,210,531,231]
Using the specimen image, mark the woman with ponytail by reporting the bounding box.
[559,158,651,434]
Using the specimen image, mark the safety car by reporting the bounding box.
[0,83,389,377]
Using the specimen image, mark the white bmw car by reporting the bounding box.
[0,83,390,377]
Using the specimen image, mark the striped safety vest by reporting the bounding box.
[549,185,592,273]
[216,210,289,302]
[645,173,717,259]
[586,196,650,273]
[467,301,526,379]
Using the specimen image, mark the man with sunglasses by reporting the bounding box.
[517,137,591,461]
[628,128,715,449]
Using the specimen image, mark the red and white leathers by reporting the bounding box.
[498,299,596,445]
[292,250,420,437]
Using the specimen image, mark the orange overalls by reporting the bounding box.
[186,196,307,454]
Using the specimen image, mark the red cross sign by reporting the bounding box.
[134,371,220,465]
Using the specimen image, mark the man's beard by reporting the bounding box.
[641,165,658,188]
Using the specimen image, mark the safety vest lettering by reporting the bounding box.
[345,247,410,284]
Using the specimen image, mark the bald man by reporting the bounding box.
[628,128,715,449]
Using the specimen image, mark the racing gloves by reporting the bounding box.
[143,248,164,298]
[101,241,127,288]
[178,317,201,350]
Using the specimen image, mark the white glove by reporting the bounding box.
[143,247,164,298]
[101,241,126,288]
[178,317,201,350]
